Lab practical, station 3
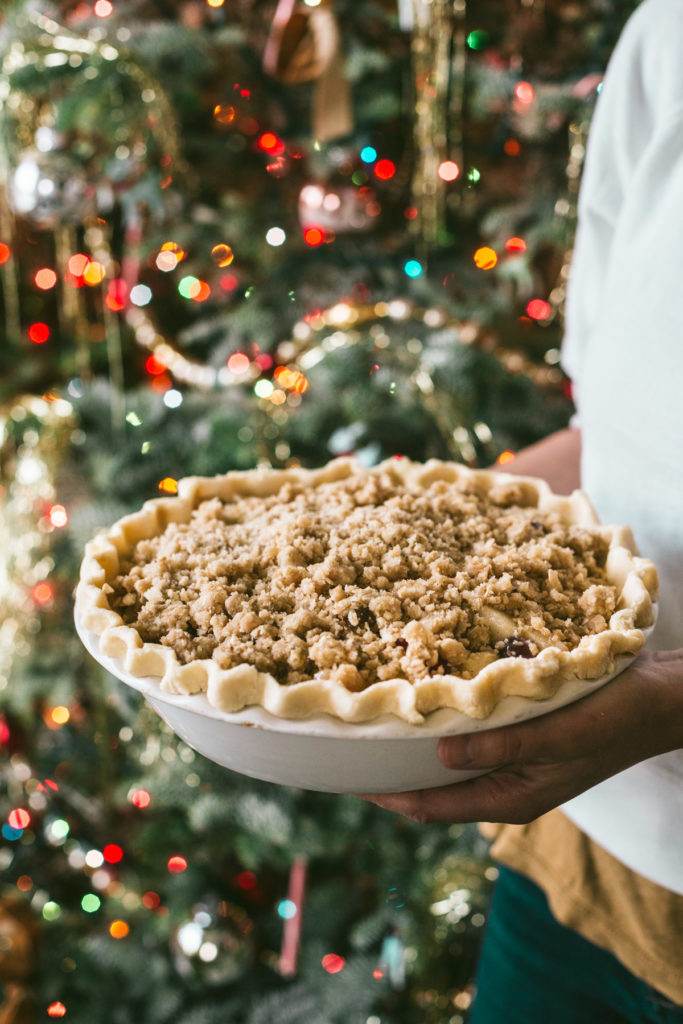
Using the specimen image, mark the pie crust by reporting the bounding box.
[75,457,658,724]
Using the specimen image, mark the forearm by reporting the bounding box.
[495,428,581,495]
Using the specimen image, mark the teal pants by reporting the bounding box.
[469,866,683,1024]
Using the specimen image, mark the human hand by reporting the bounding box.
[359,650,683,825]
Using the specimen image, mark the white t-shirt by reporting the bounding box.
[559,0,683,894]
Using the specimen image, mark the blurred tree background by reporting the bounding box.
[0,1,637,1021]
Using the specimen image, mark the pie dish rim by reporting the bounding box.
[74,456,659,725]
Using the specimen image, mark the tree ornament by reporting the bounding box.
[7,148,100,229]
[298,182,375,234]
[263,0,353,142]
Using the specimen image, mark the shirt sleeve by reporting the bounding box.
[561,0,683,400]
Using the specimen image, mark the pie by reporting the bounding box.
[76,457,658,724]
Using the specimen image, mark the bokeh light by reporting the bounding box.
[514,81,535,104]
[129,789,151,808]
[227,352,251,374]
[303,226,325,247]
[403,259,423,279]
[35,268,58,290]
[48,505,68,528]
[130,284,152,306]
[213,104,236,124]
[28,322,50,344]
[321,953,345,974]
[266,227,286,247]
[158,478,178,494]
[8,808,30,830]
[168,855,188,873]
[32,581,54,604]
[156,250,178,272]
[374,159,396,180]
[497,450,516,464]
[360,146,377,163]
[473,246,497,270]
[145,355,167,376]
[438,160,460,182]
[505,236,527,253]
[83,260,105,285]
[178,276,200,299]
[277,899,297,919]
[110,920,130,939]
[526,298,552,320]
[211,244,234,267]
[0,242,11,264]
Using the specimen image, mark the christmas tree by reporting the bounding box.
[1,1,637,1021]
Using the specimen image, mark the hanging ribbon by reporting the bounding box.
[264,0,353,143]
[279,856,308,977]
[409,0,467,252]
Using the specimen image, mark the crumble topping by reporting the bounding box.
[107,470,616,692]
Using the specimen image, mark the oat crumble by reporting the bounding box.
[107,471,616,692]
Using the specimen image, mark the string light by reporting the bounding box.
[32,581,54,604]
[277,900,297,919]
[156,251,178,272]
[322,953,345,974]
[0,242,11,263]
[129,789,151,808]
[83,260,105,285]
[178,276,200,299]
[303,226,325,247]
[227,353,250,374]
[374,159,396,181]
[105,280,127,311]
[167,855,188,873]
[110,920,130,939]
[526,298,552,320]
[497,450,516,464]
[47,1003,67,1019]
[265,227,286,247]
[438,160,460,182]
[48,504,68,528]
[35,268,58,290]
[514,81,535,105]
[8,808,30,829]
[505,237,527,253]
[211,244,234,266]
[360,146,377,163]
[130,284,152,306]
[473,247,497,270]
[103,844,123,864]
[28,322,50,344]
[213,104,236,124]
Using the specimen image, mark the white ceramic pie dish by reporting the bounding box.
[75,611,654,793]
